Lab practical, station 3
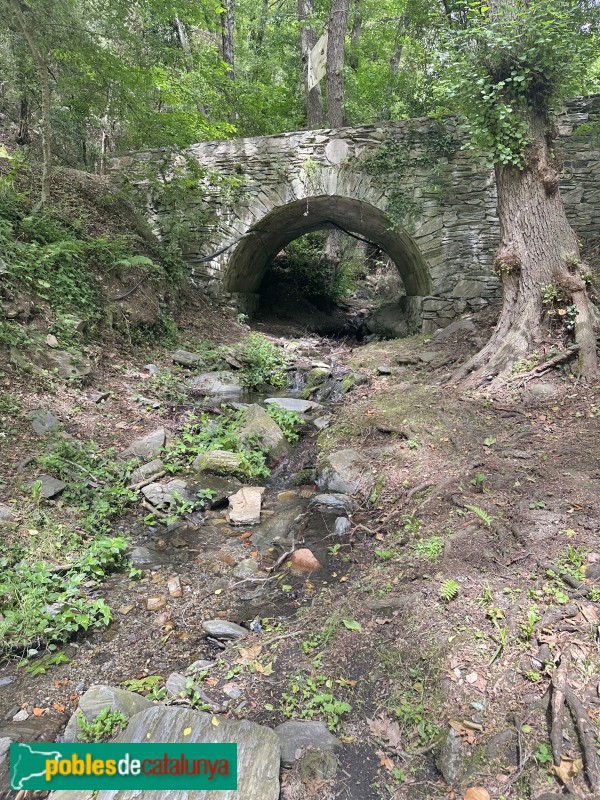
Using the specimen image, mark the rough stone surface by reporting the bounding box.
[193,450,245,476]
[289,548,322,572]
[202,620,248,640]
[264,397,322,414]
[35,348,91,380]
[312,416,331,431]
[366,297,423,339]
[377,364,392,375]
[27,409,61,435]
[120,427,166,460]
[191,371,242,397]
[527,382,559,401]
[276,721,341,768]
[129,458,165,485]
[239,404,289,463]
[172,349,205,368]
[0,736,10,793]
[437,728,468,786]
[228,486,265,526]
[51,705,280,800]
[0,503,18,524]
[311,493,354,513]
[317,449,371,495]
[62,685,153,742]
[232,558,260,579]
[142,479,193,509]
[191,474,241,507]
[27,474,67,499]
[432,316,476,339]
[334,517,352,535]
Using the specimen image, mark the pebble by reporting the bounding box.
[202,620,248,640]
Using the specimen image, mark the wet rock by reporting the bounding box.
[62,685,153,743]
[290,548,321,572]
[251,498,307,553]
[129,459,165,485]
[191,371,242,397]
[26,474,67,499]
[120,427,166,460]
[232,558,260,579]
[437,728,468,786]
[432,316,476,339]
[142,479,193,509]
[306,367,330,387]
[0,504,18,525]
[27,409,61,436]
[193,450,245,476]
[228,486,265,526]
[172,349,205,368]
[202,620,248,640]
[311,493,354,513]
[35,348,91,380]
[264,397,322,414]
[276,721,342,768]
[52,706,280,800]
[239,404,290,463]
[317,449,371,495]
[334,517,351,535]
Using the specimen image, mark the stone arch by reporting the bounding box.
[224,195,431,297]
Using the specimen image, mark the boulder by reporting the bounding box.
[432,316,476,340]
[193,450,245,476]
[50,705,280,800]
[27,409,61,436]
[264,398,322,414]
[365,296,422,339]
[129,459,165,485]
[191,371,242,398]
[239,404,289,463]
[289,548,321,572]
[62,685,153,743]
[141,479,194,509]
[228,486,265,526]
[275,720,341,768]
[317,449,371,495]
[172,349,205,368]
[35,348,91,380]
[202,620,248,640]
[120,428,166,460]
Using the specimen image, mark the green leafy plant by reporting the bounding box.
[280,674,352,731]
[439,579,460,603]
[414,536,444,561]
[236,333,289,389]
[77,707,129,742]
[465,504,493,527]
[265,405,304,443]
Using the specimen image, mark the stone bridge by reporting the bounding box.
[116,95,600,333]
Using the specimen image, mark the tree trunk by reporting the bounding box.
[16,92,29,145]
[173,15,207,116]
[298,0,324,128]
[220,0,235,81]
[325,0,349,128]
[348,0,361,71]
[8,0,52,203]
[453,111,598,386]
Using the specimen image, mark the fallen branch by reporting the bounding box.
[129,470,166,491]
[141,499,171,521]
[550,658,568,765]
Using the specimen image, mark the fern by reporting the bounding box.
[465,504,493,527]
[440,579,460,602]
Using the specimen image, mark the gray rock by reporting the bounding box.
[297,749,338,780]
[275,720,342,768]
[312,416,331,431]
[36,349,91,380]
[0,503,18,524]
[317,449,371,495]
[51,705,280,800]
[193,450,245,476]
[186,660,216,675]
[12,709,29,722]
[585,562,600,580]
[228,486,265,526]
[239,404,290,463]
[128,546,167,568]
[129,459,165,485]
[172,349,205,368]
[418,351,438,364]
[232,558,260,579]
[437,728,468,786]
[26,474,67,499]
[365,297,422,339]
[120,428,166,460]
[0,736,10,793]
[142,479,193,509]
[191,371,242,397]
[190,474,241,508]
[432,316,476,339]
[527,382,559,401]
[165,672,190,699]
[27,409,61,436]
[264,397,322,414]
[202,620,248,640]
[62,685,153,742]
[334,517,352,535]
[377,364,392,375]
[311,493,354,513]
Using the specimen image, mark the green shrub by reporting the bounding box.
[266,405,305,443]
[236,333,289,389]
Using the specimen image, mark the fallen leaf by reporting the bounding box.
[377,751,395,770]
[369,715,403,750]
[53,703,65,713]
[32,708,46,716]
[253,661,274,676]
[205,677,219,687]
[463,788,490,800]
[342,619,362,632]
[211,716,219,727]
[240,532,252,540]
[183,727,192,736]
